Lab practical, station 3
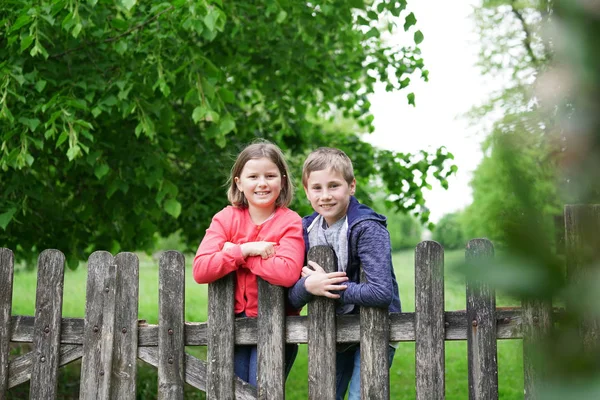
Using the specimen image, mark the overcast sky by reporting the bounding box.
[366,0,494,222]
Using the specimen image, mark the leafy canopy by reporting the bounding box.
[1,0,455,267]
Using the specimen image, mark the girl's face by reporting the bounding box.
[235,157,282,212]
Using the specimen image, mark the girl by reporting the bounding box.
[193,140,304,386]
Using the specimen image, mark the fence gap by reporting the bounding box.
[29,249,65,400]
[466,239,498,400]
[0,248,14,398]
[207,272,235,399]
[307,246,337,400]
[110,252,140,399]
[79,251,117,400]
[158,251,185,400]
[360,266,390,400]
[415,241,445,400]
[257,278,285,399]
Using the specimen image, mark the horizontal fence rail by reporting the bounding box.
[1,204,597,399]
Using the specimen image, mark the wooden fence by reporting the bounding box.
[0,204,598,399]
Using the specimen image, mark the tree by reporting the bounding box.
[463,0,562,245]
[432,211,467,250]
[1,0,455,267]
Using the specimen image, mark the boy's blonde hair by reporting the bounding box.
[227,140,294,208]
[302,147,355,187]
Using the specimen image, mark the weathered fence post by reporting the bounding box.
[466,239,498,400]
[158,251,185,400]
[29,249,65,400]
[415,241,445,400]
[307,246,337,400]
[522,298,551,400]
[80,251,117,400]
[0,248,14,398]
[257,278,285,399]
[360,266,390,400]
[110,252,140,400]
[207,272,235,399]
[564,204,600,351]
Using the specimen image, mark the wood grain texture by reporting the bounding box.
[307,246,337,400]
[564,205,600,351]
[29,249,65,400]
[8,345,82,389]
[110,252,140,400]
[360,266,390,400]
[79,251,117,400]
[522,298,552,400]
[158,251,185,400]
[0,248,14,398]
[207,273,235,399]
[414,241,445,400]
[257,278,285,399]
[138,347,257,400]
[466,239,498,400]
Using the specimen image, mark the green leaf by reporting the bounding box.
[164,198,182,218]
[35,80,47,93]
[204,8,218,32]
[404,12,417,31]
[407,92,415,106]
[10,14,32,33]
[414,30,424,44]
[219,114,236,135]
[192,106,207,123]
[56,131,69,148]
[67,145,81,161]
[120,0,137,11]
[0,208,17,230]
[276,10,287,24]
[94,164,110,179]
[19,117,41,132]
[20,35,34,53]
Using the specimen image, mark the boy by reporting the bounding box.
[288,147,401,400]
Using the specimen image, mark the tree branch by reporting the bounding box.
[510,1,541,67]
[51,5,175,59]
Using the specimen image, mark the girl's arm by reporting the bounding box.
[244,215,305,287]
[192,213,245,284]
[338,222,395,308]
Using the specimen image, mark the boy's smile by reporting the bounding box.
[304,168,356,226]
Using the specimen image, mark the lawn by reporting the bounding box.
[8,248,524,399]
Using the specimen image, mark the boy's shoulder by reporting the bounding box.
[346,196,387,227]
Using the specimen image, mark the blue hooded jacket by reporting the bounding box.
[288,196,401,314]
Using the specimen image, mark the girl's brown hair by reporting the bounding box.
[227,140,294,208]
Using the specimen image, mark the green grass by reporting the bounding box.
[8,249,524,399]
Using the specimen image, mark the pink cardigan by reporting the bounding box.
[193,206,304,317]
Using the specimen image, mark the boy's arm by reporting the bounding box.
[339,221,395,308]
[287,276,313,309]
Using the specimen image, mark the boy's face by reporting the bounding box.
[304,167,356,226]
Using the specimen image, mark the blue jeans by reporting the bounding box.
[233,344,298,386]
[335,344,396,400]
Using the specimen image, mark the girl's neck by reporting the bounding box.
[248,206,277,225]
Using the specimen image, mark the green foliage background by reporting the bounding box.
[1,0,456,266]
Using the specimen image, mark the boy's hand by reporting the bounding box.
[303,261,348,299]
[240,241,277,259]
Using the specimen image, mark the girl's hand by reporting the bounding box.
[241,241,277,259]
[222,242,236,251]
[303,261,348,298]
